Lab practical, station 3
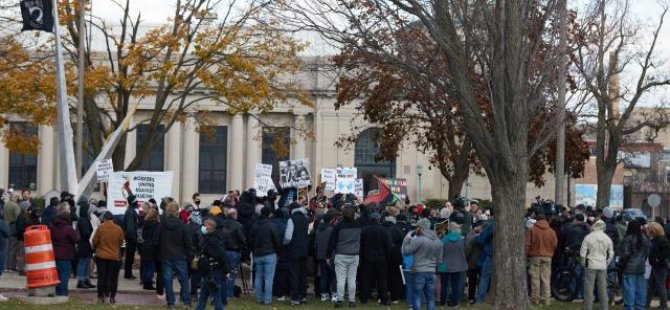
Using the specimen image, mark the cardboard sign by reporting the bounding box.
[279,158,312,188]
[336,167,357,179]
[254,163,276,197]
[354,178,364,199]
[96,159,114,183]
[107,171,174,215]
[321,168,337,191]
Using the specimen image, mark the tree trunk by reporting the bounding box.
[596,151,617,208]
[112,136,127,171]
[481,165,528,308]
[448,176,466,199]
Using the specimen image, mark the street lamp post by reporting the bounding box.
[417,164,424,203]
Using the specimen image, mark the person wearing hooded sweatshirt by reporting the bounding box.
[359,212,393,305]
[525,213,558,306]
[646,222,670,309]
[50,203,81,296]
[283,201,310,306]
[327,205,362,308]
[196,218,230,310]
[438,222,468,307]
[249,206,281,305]
[122,195,140,280]
[76,200,96,289]
[618,220,650,310]
[314,210,337,302]
[141,208,160,291]
[154,201,194,309]
[272,207,290,300]
[238,190,257,239]
[220,208,247,298]
[581,219,614,310]
[565,214,590,300]
[403,218,443,310]
[41,197,59,226]
[383,215,405,304]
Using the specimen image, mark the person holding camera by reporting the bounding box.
[196,218,229,310]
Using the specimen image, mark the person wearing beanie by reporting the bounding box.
[525,214,557,306]
[382,214,404,303]
[327,206,362,308]
[438,222,468,307]
[314,209,337,302]
[249,206,281,305]
[565,214,590,300]
[359,212,393,305]
[404,218,443,310]
[581,220,614,310]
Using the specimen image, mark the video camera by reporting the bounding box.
[530,196,557,217]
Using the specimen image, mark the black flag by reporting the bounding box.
[20,0,55,33]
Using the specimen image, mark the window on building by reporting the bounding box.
[136,124,165,171]
[8,123,38,190]
[355,128,396,194]
[262,127,290,185]
[199,126,228,193]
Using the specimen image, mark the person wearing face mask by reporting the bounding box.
[193,193,202,210]
[50,203,81,296]
[195,219,229,310]
[283,197,310,306]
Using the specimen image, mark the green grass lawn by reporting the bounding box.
[0,297,618,310]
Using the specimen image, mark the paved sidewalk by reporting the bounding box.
[0,270,167,305]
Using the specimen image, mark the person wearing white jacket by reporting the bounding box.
[580,220,614,310]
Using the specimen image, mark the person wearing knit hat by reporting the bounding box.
[404,217,443,310]
[359,211,393,305]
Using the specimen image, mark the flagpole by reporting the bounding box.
[75,0,86,179]
[53,0,78,194]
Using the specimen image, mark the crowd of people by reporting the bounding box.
[1,187,670,310]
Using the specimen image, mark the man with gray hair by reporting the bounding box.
[403,218,443,310]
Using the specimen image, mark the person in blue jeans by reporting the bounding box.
[248,207,281,305]
[196,219,229,310]
[618,220,649,310]
[402,232,416,308]
[154,202,193,309]
[475,219,494,303]
[403,219,443,310]
[50,208,81,297]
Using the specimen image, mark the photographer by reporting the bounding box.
[196,219,229,310]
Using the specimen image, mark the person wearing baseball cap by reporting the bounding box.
[403,218,443,310]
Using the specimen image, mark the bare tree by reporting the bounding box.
[273,0,566,307]
[572,0,670,208]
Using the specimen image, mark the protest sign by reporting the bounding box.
[382,178,408,200]
[335,177,356,194]
[96,159,113,183]
[254,163,276,197]
[336,167,357,179]
[321,168,337,191]
[354,178,364,200]
[279,158,311,188]
[107,171,174,215]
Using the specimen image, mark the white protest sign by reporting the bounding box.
[254,163,276,197]
[355,178,364,199]
[335,177,356,194]
[321,168,337,191]
[337,167,357,179]
[107,171,174,215]
[96,159,114,183]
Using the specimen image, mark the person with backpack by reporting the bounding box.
[195,218,229,310]
[646,222,670,309]
[618,220,650,310]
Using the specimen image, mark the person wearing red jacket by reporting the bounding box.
[525,213,558,306]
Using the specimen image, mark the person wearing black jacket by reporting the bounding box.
[284,204,310,306]
[76,202,96,289]
[647,222,670,309]
[141,209,160,290]
[315,210,337,302]
[154,202,194,309]
[249,206,281,305]
[123,195,140,280]
[220,208,247,298]
[359,213,393,305]
[564,214,590,300]
[237,190,257,238]
[195,219,229,310]
[383,215,405,303]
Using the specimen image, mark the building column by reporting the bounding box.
[182,118,199,200]
[230,114,245,191]
[166,122,182,200]
[37,125,55,195]
[245,114,261,189]
[0,132,8,190]
[293,113,307,159]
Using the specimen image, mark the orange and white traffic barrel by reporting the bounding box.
[24,225,60,288]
